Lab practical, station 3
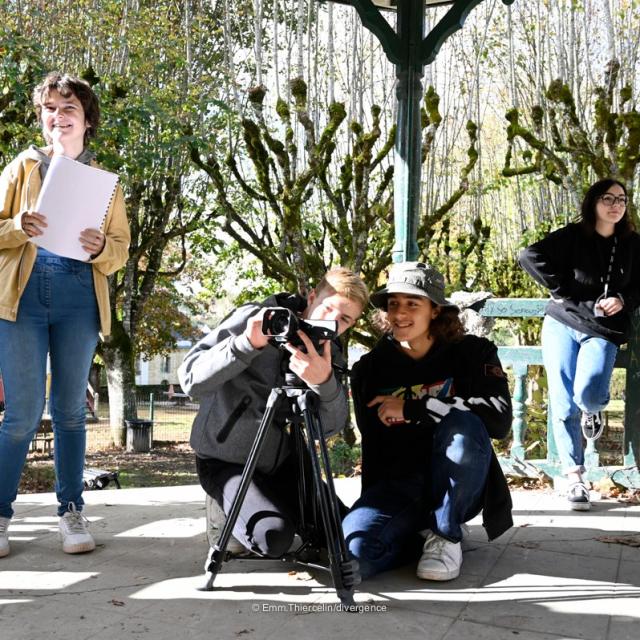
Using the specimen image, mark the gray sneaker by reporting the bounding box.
[205,494,246,555]
[0,516,10,558]
[59,503,96,554]
[416,531,462,581]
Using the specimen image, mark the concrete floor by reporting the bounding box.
[1,480,639,640]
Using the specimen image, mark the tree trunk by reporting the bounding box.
[102,324,138,447]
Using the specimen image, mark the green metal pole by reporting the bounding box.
[392,0,424,263]
[322,0,517,264]
[624,311,640,469]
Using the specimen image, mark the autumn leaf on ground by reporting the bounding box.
[595,535,640,547]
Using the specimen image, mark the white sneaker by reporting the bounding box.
[0,516,10,558]
[416,531,462,581]
[59,503,96,554]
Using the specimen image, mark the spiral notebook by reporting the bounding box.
[31,155,119,261]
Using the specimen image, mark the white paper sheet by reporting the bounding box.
[31,155,119,261]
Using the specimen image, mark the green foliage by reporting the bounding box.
[191,77,356,293]
[327,435,361,478]
[185,237,281,308]
[0,30,44,163]
[0,0,256,428]
[135,281,203,360]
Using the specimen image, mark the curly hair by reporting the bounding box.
[33,72,100,145]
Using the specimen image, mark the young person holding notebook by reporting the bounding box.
[0,72,130,557]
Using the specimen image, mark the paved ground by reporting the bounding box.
[1,480,639,640]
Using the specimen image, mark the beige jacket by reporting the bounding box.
[0,148,130,336]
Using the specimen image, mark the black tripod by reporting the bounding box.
[202,375,360,606]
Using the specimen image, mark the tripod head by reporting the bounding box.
[278,345,347,393]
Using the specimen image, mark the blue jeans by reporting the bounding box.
[542,315,617,474]
[0,252,99,518]
[342,410,492,579]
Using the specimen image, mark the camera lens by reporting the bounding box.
[270,313,290,334]
[262,308,297,338]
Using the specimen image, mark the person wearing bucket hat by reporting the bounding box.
[369,262,455,309]
[343,261,513,581]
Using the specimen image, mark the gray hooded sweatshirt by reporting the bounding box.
[178,293,349,474]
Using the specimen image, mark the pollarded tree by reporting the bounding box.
[190,78,351,295]
[191,79,480,348]
[503,59,640,222]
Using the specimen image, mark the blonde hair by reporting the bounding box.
[315,267,369,310]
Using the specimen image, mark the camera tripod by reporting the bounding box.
[202,377,360,606]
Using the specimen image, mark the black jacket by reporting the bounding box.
[350,334,513,541]
[518,223,640,345]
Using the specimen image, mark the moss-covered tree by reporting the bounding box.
[503,60,640,223]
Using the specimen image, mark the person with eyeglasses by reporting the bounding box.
[519,179,640,511]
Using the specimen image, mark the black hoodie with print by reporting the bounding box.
[350,334,513,541]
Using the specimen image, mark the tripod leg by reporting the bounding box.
[202,387,284,590]
[291,416,313,543]
[298,391,361,606]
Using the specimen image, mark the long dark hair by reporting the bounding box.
[580,178,634,237]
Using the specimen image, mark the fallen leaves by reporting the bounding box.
[21,442,198,493]
[506,475,553,490]
[595,535,640,547]
[592,478,640,503]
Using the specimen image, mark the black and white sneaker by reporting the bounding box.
[581,412,604,441]
[567,481,591,511]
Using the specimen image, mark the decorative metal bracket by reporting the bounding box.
[331,0,516,68]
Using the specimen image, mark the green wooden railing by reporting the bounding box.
[479,298,640,486]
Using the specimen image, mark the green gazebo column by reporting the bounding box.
[329,0,515,263]
[392,1,424,263]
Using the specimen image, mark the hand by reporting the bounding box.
[368,395,407,426]
[596,296,623,316]
[80,227,105,256]
[283,332,332,385]
[245,310,270,350]
[20,211,48,237]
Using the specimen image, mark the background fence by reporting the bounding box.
[87,391,198,451]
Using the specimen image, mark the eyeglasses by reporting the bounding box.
[599,194,628,207]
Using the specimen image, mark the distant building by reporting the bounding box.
[135,339,193,387]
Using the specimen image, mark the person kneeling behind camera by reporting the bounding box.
[178,268,367,561]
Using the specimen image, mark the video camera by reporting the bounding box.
[261,307,337,350]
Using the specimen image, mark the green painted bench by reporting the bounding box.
[479,298,639,486]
